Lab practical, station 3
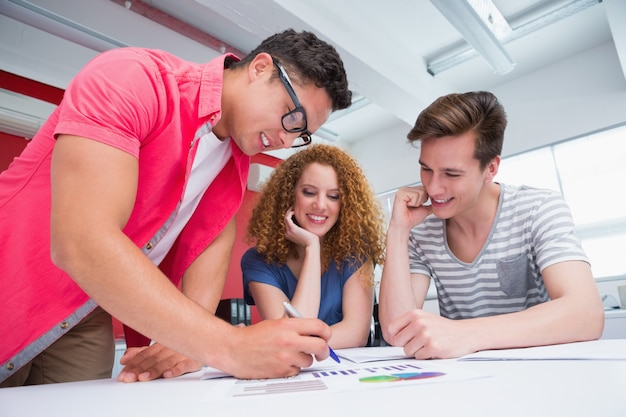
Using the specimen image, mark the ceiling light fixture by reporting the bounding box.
[428,0,601,76]
[326,94,371,123]
[0,105,45,138]
[309,94,372,143]
[313,127,340,143]
[0,0,126,51]
[429,0,515,75]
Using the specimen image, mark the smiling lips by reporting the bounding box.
[307,214,327,223]
[432,197,452,204]
[261,132,270,148]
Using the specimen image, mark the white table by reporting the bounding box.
[2,340,625,417]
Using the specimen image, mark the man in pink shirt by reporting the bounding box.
[0,29,352,386]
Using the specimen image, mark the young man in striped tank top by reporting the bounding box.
[378,91,604,359]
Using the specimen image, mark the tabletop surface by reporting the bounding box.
[2,339,625,417]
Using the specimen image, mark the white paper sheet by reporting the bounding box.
[201,359,488,400]
[459,339,626,361]
[334,346,412,363]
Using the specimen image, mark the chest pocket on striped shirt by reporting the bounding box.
[496,253,537,298]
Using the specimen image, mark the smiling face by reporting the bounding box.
[292,162,341,238]
[419,131,499,220]
[219,53,332,156]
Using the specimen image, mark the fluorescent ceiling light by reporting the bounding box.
[466,0,512,40]
[313,127,340,142]
[0,106,45,138]
[0,0,126,51]
[428,0,600,76]
[429,0,516,75]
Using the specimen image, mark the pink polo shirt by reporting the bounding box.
[0,48,250,380]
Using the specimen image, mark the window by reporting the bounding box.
[496,124,626,279]
[495,147,560,192]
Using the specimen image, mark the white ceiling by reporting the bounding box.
[143,0,619,140]
[1,0,625,192]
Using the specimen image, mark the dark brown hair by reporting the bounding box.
[232,29,352,111]
[407,91,507,169]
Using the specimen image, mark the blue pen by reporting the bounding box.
[283,301,341,363]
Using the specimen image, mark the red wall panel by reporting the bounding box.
[0,132,29,171]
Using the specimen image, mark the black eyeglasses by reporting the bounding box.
[272,58,312,148]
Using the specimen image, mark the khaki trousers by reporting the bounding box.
[1,306,115,387]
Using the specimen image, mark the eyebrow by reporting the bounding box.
[419,160,465,174]
[300,184,340,192]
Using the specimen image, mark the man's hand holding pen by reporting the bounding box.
[284,301,341,363]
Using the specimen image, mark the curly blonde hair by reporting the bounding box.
[246,144,386,286]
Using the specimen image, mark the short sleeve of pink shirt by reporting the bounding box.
[54,48,169,159]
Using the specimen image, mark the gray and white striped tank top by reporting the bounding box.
[408,183,588,319]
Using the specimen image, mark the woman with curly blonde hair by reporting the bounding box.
[242,144,386,348]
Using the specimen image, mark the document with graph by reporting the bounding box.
[200,359,488,399]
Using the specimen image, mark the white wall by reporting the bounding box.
[348,121,417,194]
[495,41,626,157]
